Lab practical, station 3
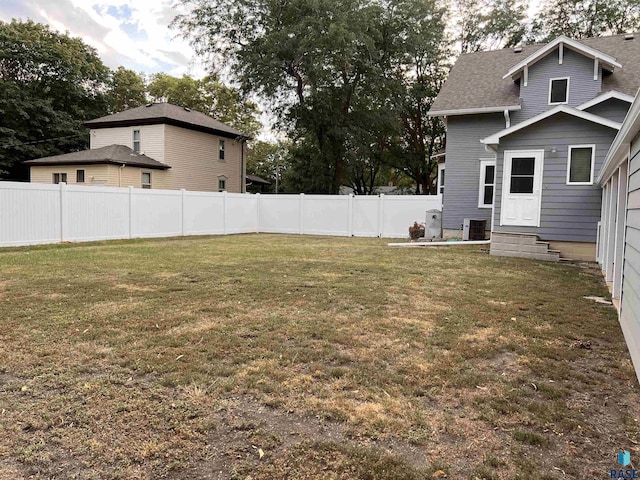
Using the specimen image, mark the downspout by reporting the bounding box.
[504,109,510,129]
[119,164,125,188]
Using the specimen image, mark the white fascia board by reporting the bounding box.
[577,91,635,111]
[503,36,622,80]
[428,105,521,117]
[598,88,640,184]
[481,105,621,146]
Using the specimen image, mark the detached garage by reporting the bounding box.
[598,92,640,384]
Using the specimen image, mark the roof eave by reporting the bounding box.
[598,89,640,184]
[428,105,521,117]
[84,116,250,140]
[481,106,622,146]
[23,159,171,170]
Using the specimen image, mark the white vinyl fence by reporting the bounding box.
[0,182,442,247]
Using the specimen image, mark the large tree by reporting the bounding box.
[175,0,448,194]
[108,66,147,113]
[0,19,110,179]
[531,0,640,41]
[453,0,529,53]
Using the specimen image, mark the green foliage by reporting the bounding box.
[531,0,640,41]
[454,0,529,53]
[176,0,449,194]
[246,140,291,192]
[108,66,147,113]
[0,19,110,178]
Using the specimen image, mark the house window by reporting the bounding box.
[478,159,496,208]
[567,145,595,185]
[437,165,445,195]
[510,157,535,193]
[141,171,151,189]
[218,178,226,192]
[133,130,141,153]
[219,139,225,161]
[53,173,67,184]
[76,169,85,183]
[549,77,569,105]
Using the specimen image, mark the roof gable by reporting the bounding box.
[430,33,640,117]
[577,90,635,110]
[481,106,621,146]
[503,35,621,81]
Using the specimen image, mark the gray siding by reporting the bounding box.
[584,98,631,123]
[511,48,602,124]
[493,113,617,242]
[443,114,505,230]
[621,138,640,382]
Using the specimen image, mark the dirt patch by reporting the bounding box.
[174,395,432,479]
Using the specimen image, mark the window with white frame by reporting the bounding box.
[549,77,569,105]
[219,139,225,161]
[141,171,151,189]
[478,159,496,208]
[437,164,445,195]
[566,145,595,185]
[218,177,227,192]
[133,130,141,153]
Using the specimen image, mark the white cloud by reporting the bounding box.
[0,0,206,78]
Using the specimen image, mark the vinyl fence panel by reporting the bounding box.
[0,182,443,247]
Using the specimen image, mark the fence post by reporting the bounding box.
[128,186,134,239]
[255,193,261,233]
[299,193,305,234]
[180,189,186,236]
[348,194,354,237]
[59,182,67,242]
[222,190,227,235]
[378,194,385,238]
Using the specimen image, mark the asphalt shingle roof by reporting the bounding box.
[84,102,249,139]
[23,144,170,170]
[431,33,640,115]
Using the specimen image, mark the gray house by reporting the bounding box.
[430,33,640,261]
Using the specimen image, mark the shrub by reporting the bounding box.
[408,222,425,240]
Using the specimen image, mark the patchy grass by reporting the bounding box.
[0,234,638,479]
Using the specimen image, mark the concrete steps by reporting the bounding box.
[490,232,561,262]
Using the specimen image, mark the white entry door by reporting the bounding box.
[500,150,544,227]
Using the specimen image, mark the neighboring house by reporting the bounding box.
[598,92,640,383]
[25,102,250,193]
[430,33,640,261]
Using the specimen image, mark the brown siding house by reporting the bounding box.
[25,102,250,193]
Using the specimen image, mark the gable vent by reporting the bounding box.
[513,46,523,53]
[625,33,634,40]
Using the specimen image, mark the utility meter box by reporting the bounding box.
[425,209,442,239]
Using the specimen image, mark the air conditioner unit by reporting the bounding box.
[463,218,487,241]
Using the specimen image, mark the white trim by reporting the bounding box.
[428,105,521,117]
[500,150,545,227]
[577,91,635,111]
[478,159,496,208]
[548,77,570,105]
[437,163,445,195]
[503,36,621,80]
[599,87,640,184]
[566,144,596,185]
[559,43,563,64]
[481,105,622,146]
[431,152,446,159]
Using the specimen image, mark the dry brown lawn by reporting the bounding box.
[0,234,638,479]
